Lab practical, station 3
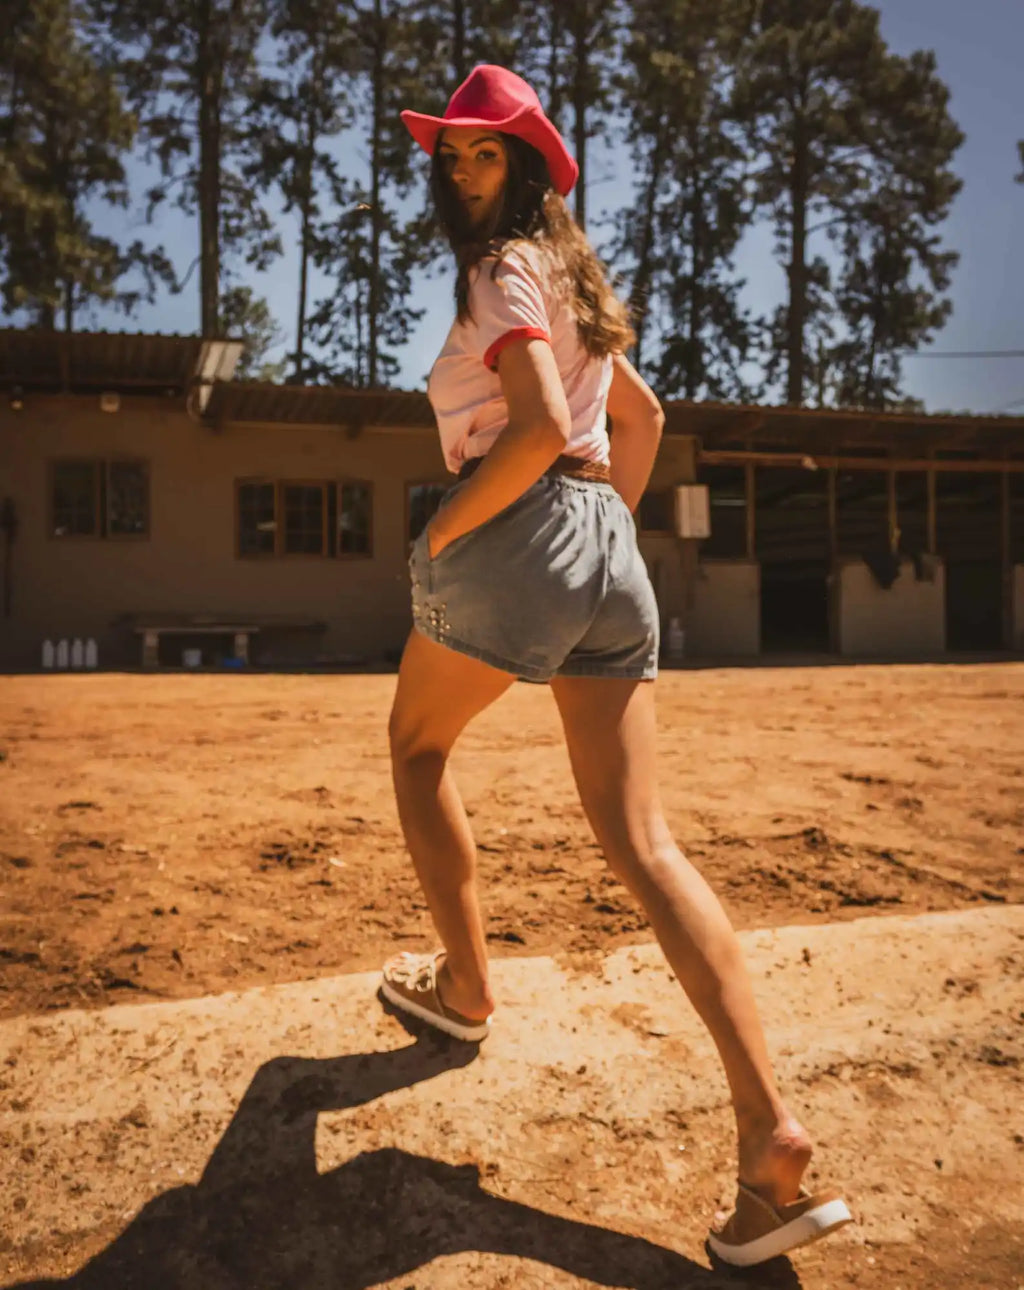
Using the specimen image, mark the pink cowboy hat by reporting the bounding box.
[401,64,579,197]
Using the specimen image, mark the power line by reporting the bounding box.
[987,394,1024,413]
[899,349,1024,359]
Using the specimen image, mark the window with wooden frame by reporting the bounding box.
[236,479,374,559]
[237,480,277,557]
[107,460,149,536]
[52,461,100,538]
[338,480,373,556]
[406,482,448,543]
[51,459,149,539]
[281,481,328,556]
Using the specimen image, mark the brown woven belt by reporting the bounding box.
[457,453,611,484]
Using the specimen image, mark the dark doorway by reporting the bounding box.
[755,466,831,652]
[936,472,1003,650]
[945,562,1004,650]
[760,561,831,652]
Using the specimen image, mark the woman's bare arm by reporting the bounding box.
[426,337,570,555]
[606,353,665,513]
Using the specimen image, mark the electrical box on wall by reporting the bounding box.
[673,485,710,539]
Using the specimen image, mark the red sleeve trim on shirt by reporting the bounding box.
[483,327,552,372]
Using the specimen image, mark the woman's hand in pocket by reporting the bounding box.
[426,518,454,560]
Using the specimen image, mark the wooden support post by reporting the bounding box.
[827,465,838,561]
[887,469,898,553]
[142,631,159,670]
[927,468,937,555]
[745,462,756,560]
[1002,471,1012,649]
[827,465,839,653]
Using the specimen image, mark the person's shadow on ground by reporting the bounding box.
[8,1028,801,1290]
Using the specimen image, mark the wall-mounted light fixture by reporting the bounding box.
[99,391,121,413]
[9,386,24,411]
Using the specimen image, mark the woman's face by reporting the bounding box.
[437,127,509,232]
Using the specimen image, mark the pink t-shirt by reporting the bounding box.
[426,241,613,474]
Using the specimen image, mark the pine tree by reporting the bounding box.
[520,1,623,231]
[92,0,278,336]
[0,0,168,328]
[830,48,961,406]
[244,0,356,380]
[220,284,286,378]
[307,0,425,387]
[733,0,962,406]
[410,0,527,87]
[615,0,756,399]
[393,0,533,289]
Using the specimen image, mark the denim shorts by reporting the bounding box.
[409,473,659,682]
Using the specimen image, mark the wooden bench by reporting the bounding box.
[115,614,326,669]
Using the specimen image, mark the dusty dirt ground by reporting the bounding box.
[2,664,1022,1018]
[1,662,1023,1289]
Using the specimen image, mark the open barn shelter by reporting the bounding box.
[1,327,1022,669]
[656,402,1024,658]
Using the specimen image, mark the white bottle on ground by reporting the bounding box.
[55,639,69,669]
[42,640,55,669]
[84,638,98,669]
[70,638,84,669]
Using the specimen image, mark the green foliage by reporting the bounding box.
[733,0,963,407]
[92,0,281,334]
[614,0,757,400]
[518,0,625,230]
[9,0,968,406]
[243,0,357,379]
[0,0,169,326]
[302,0,427,387]
[220,284,286,379]
[306,195,423,387]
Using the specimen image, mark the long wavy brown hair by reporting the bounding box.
[430,133,635,358]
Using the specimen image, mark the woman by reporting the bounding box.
[380,64,851,1268]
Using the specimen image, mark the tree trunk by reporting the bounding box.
[197,0,223,337]
[688,128,706,401]
[785,112,808,406]
[629,119,671,370]
[294,45,320,382]
[367,0,384,387]
[294,132,313,381]
[571,5,587,230]
[452,0,466,81]
[547,3,563,130]
[355,283,365,381]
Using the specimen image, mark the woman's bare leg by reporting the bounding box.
[549,675,812,1207]
[388,630,516,1020]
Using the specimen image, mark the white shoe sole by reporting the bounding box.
[379,979,491,1042]
[707,1197,853,1266]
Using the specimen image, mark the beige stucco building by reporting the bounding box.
[2,330,1022,670]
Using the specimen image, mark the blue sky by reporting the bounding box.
[82,1,1023,414]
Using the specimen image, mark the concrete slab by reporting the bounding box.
[2,906,1023,1287]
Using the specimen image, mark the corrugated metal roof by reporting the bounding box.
[4,329,1021,451]
[205,381,436,429]
[0,329,241,394]
[665,400,1024,453]
[207,382,1024,452]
